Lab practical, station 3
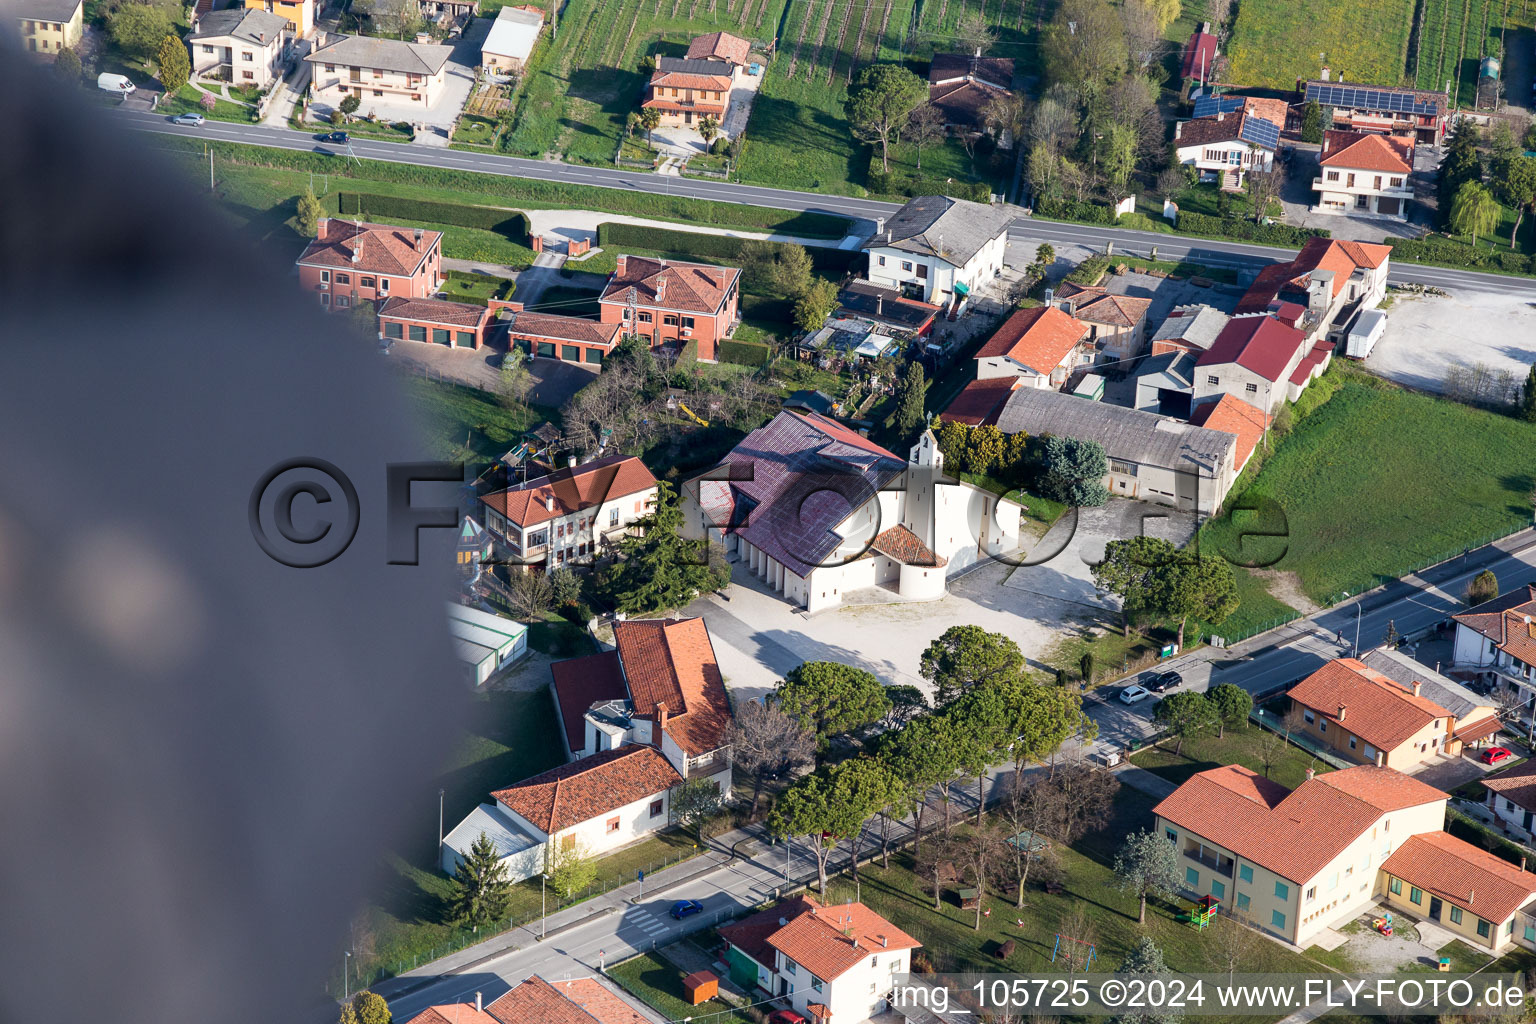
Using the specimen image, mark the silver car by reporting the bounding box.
[170,113,205,127]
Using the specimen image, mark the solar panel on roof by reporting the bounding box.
[1193,95,1243,118]
[1240,116,1280,149]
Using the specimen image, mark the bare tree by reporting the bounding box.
[1028,84,1078,159]
[955,11,998,55]
[1204,912,1268,984]
[958,820,1007,929]
[914,833,962,910]
[906,103,946,172]
[730,700,816,816]
[1120,0,1164,70]
[504,570,554,618]
[1000,763,1118,906]
[1255,727,1288,779]
[1244,152,1286,224]
[1206,0,1233,38]
[982,93,1028,149]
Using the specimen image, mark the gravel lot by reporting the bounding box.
[1364,286,1536,393]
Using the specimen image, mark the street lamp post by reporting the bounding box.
[540,873,547,939]
[438,788,445,846]
[784,836,791,883]
[343,950,352,1004]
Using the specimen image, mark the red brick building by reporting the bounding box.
[377,296,494,349]
[500,303,622,366]
[295,218,443,311]
[598,255,740,360]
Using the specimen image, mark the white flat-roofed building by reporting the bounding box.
[447,602,528,685]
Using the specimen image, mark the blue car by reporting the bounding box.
[670,899,704,920]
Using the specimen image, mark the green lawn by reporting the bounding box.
[1045,623,1175,688]
[1198,364,1536,607]
[442,270,516,305]
[1226,0,1415,90]
[1130,724,1334,791]
[609,952,757,1024]
[161,83,252,123]
[297,116,415,143]
[405,378,560,461]
[527,616,597,658]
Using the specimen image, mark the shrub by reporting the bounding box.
[718,338,772,367]
[1387,237,1530,275]
[675,337,699,373]
[709,136,728,155]
[1175,211,1330,246]
[595,223,860,275]
[336,192,530,242]
[1034,197,1114,223]
[1064,255,1111,286]
[866,171,991,202]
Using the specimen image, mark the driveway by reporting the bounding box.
[1364,285,1536,393]
[650,67,763,157]
[310,19,484,133]
[1282,142,1436,241]
[386,334,596,406]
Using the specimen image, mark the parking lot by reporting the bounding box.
[1365,286,1536,394]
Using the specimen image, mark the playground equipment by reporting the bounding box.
[677,402,709,427]
[1050,933,1098,971]
[1185,895,1221,931]
[1373,912,1394,937]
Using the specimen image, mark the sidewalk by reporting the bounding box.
[521,208,864,252]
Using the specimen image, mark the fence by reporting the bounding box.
[1324,525,1532,606]
[1246,706,1353,770]
[1208,610,1306,647]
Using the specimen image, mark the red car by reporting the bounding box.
[1482,747,1514,765]
[767,1012,808,1024]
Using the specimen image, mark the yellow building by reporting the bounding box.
[1380,831,1536,952]
[17,0,84,56]
[1287,657,1461,771]
[244,0,313,37]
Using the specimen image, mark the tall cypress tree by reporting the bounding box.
[1520,363,1536,423]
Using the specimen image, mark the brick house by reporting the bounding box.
[973,305,1093,388]
[1314,130,1415,219]
[295,218,443,310]
[1052,283,1153,361]
[502,305,622,367]
[377,296,493,349]
[641,57,731,128]
[478,453,658,569]
[187,8,289,87]
[598,255,740,360]
[304,34,454,111]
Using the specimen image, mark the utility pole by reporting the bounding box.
[209,148,215,191]
[438,788,445,845]
[540,872,547,939]
[343,950,352,1004]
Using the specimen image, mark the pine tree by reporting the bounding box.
[1381,619,1402,649]
[895,361,928,435]
[1111,937,1180,1024]
[296,188,324,237]
[597,482,729,614]
[447,831,513,927]
[1520,363,1536,423]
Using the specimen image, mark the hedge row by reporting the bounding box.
[718,338,772,367]
[1034,197,1115,223]
[866,171,992,203]
[676,337,699,373]
[1173,211,1330,246]
[1063,255,1111,286]
[173,138,851,237]
[595,222,862,274]
[1387,237,1533,275]
[338,192,530,242]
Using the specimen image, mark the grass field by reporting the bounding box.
[609,952,757,1024]
[1129,724,1334,790]
[405,378,561,461]
[1412,0,1508,106]
[1200,365,1536,609]
[1227,0,1415,89]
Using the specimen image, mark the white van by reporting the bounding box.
[97,73,137,95]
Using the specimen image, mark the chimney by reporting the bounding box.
[1174,121,1183,140]
[476,994,483,1013]
[414,226,424,249]
[1337,704,1347,721]
[615,254,628,276]
[656,276,667,302]
[973,46,981,58]
[1469,889,1475,905]
[658,701,669,735]
[875,294,883,315]
[568,455,577,469]
[1411,680,1422,697]
[545,494,555,512]
[1306,768,1316,781]
[317,217,330,237]
[880,934,888,947]
[1321,135,1330,154]
[1216,110,1225,122]
[1523,857,1528,873]
[1321,66,1331,81]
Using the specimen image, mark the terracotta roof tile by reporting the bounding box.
[1481,760,1536,812]
[403,1005,501,1024]
[1154,764,1447,883]
[870,524,945,567]
[378,296,491,329]
[1236,237,1392,313]
[1382,832,1536,923]
[1320,130,1413,173]
[764,900,921,981]
[296,219,441,277]
[686,30,751,64]
[487,976,649,1024]
[550,650,627,753]
[602,255,740,316]
[941,376,1018,426]
[1189,394,1269,471]
[1056,283,1154,329]
[719,896,820,967]
[974,306,1090,374]
[1454,586,1536,667]
[1196,314,1307,382]
[481,454,657,529]
[492,746,681,834]
[508,311,622,347]
[613,617,732,756]
[1287,658,1453,752]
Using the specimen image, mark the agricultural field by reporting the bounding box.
[1226,0,1415,90]
[1411,0,1510,107]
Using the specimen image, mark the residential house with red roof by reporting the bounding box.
[1172,111,1278,190]
[641,57,731,129]
[1153,764,1450,946]
[719,896,921,1023]
[377,296,495,350]
[295,218,443,311]
[1286,658,1466,771]
[1236,237,1392,344]
[1180,21,1218,84]
[1452,584,1536,731]
[1192,313,1319,415]
[1300,79,1447,146]
[1314,130,1415,219]
[479,453,658,569]
[973,305,1093,388]
[927,51,1015,134]
[685,30,751,71]
[683,409,1022,612]
[498,302,623,367]
[1481,760,1536,839]
[941,376,1019,426]
[1054,283,1154,360]
[1380,831,1536,951]
[403,973,654,1024]
[599,255,741,360]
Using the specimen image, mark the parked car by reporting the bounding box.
[97,72,136,95]
[670,899,704,919]
[170,112,205,126]
[316,130,349,144]
[767,1012,808,1024]
[1146,670,1183,693]
[1119,684,1151,705]
[1482,747,1514,766]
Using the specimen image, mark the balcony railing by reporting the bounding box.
[1184,848,1234,877]
[684,750,731,778]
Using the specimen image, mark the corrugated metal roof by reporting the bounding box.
[996,388,1235,470]
[443,802,541,859]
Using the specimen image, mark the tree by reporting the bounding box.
[1450,181,1500,248]
[934,417,970,470]
[739,240,813,299]
[697,114,720,146]
[546,836,598,899]
[1042,0,1128,123]
[1111,937,1180,1024]
[54,46,82,82]
[954,11,998,54]
[1207,682,1252,738]
[1489,119,1521,166]
[895,361,929,434]
[1113,829,1181,924]
[1147,552,1239,650]
[339,92,362,117]
[625,111,641,138]
[956,818,1007,929]
[965,423,1008,476]
[1520,363,1536,423]
[826,756,903,896]
[447,832,514,926]
[1254,726,1288,779]
[1142,0,1179,28]
[1381,619,1403,650]
[155,33,190,92]
[1092,535,1177,636]
[1028,242,1057,280]
[883,684,930,728]
[1119,0,1163,69]
[731,699,816,815]
[340,991,392,1024]
[1039,436,1109,507]
[1003,761,1117,905]
[597,482,730,614]
[1079,650,1095,684]
[847,63,927,173]
[505,568,554,616]
[1153,691,1218,755]
[1469,568,1500,605]
[770,768,871,892]
[296,188,325,237]
[1440,119,1483,217]
[906,103,945,171]
[548,566,581,607]
[1298,101,1325,144]
[638,106,662,144]
[1098,121,1139,202]
[1497,157,1536,250]
[921,626,1026,707]
[913,831,964,909]
[880,714,958,856]
[1244,156,1285,225]
[793,277,839,332]
[1204,912,1267,986]
[777,661,892,744]
[947,679,1027,824]
[497,352,530,412]
[671,777,722,843]
[109,3,171,64]
[982,92,1027,148]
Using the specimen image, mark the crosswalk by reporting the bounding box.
[625,910,671,943]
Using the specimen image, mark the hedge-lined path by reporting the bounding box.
[521,208,866,249]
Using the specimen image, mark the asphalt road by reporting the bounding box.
[121,111,1536,300]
